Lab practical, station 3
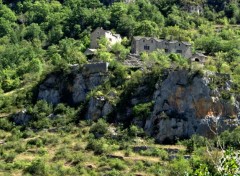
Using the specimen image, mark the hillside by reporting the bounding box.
[0,0,240,175]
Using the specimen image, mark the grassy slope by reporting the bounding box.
[0,124,186,176]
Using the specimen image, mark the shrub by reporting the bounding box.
[140,148,169,160]
[28,100,53,121]
[111,43,130,61]
[27,138,43,147]
[217,149,240,175]
[66,152,84,165]
[181,134,209,153]
[24,159,49,176]
[132,161,145,172]
[22,129,35,139]
[31,117,52,129]
[54,147,70,161]
[220,127,240,149]
[86,138,112,155]
[41,134,59,146]
[128,125,144,137]
[73,143,84,151]
[15,143,27,153]
[38,148,47,156]
[168,156,193,176]
[109,159,127,171]
[124,148,132,157]
[147,162,163,175]
[7,128,23,141]
[54,103,67,114]
[133,102,153,120]
[4,152,16,163]
[89,119,108,138]
[0,118,13,131]
[104,169,122,176]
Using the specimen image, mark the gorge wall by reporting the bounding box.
[145,70,239,143]
[22,68,240,143]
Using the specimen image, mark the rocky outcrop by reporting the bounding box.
[38,71,108,106]
[37,68,114,121]
[37,67,240,142]
[13,110,32,125]
[144,70,240,143]
[85,97,113,120]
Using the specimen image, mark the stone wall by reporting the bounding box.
[190,53,207,63]
[90,27,106,49]
[131,37,192,58]
[90,27,121,49]
[83,62,109,75]
[185,5,204,15]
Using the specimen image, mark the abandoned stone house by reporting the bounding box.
[184,4,204,15]
[131,36,192,59]
[85,27,122,55]
[90,27,122,49]
[190,52,207,64]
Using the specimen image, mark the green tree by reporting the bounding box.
[136,20,160,37]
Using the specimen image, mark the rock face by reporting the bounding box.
[13,110,32,125]
[144,70,240,143]
[37,69,113,121]
[37,68,240,143]
[85,97,113,121]
[38,71,108,106]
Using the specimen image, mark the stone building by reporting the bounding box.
[190,52,207,64]
[131,36,192,59]
[183,4,204,15]
[83,62,109,75]
[90,27,122,49]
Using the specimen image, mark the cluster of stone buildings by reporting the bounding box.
[85,27,207,64]
[131,36,192,59]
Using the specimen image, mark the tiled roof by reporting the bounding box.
[181,41,191,46]
[133,36,163,42]
[113,34,121,38]
[168,40,178,44]
[195,52,207,57]
[133,36,191,45]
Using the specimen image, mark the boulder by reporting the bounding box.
[13,110,32,125]
[85,97,113,120]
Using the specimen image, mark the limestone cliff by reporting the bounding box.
[38,71,108,105]
[19,68,240,143]
[144,70,240,143]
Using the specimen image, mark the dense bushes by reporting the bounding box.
[0,118,13,131]
[89,119,108,138]
[24,159,49,176]
[133,102,153,121]
[220,127,240,149]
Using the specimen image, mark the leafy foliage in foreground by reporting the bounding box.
[0,117,240,175]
